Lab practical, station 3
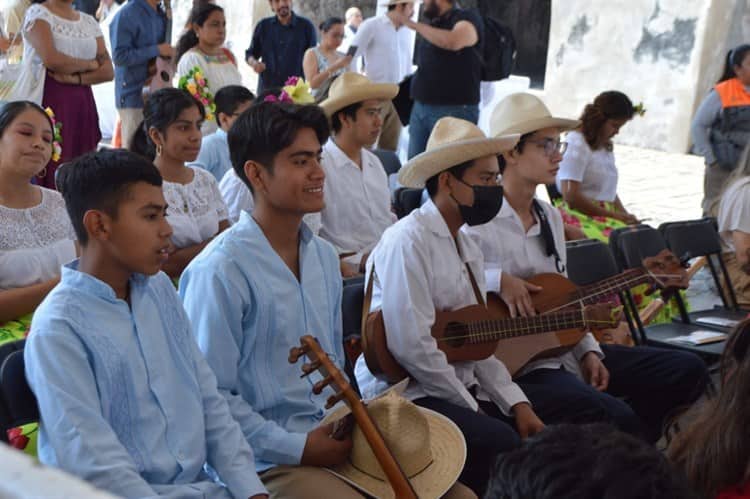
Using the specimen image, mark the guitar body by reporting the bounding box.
[487,291,587,376]
[147,56,175,93]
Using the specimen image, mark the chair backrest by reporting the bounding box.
[0,349,38,428]
[566,239,620,286]
[545,183,563,203]
[659,218,723,259]
[0,340,25,441]
[660,218,738,309]
[372,148,402,176]
[393,187,424,219]
[609,225,668,270]
[342,281,365,342]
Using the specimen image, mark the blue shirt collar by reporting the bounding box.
[237,210,314,245]
[61,259,149,303]
[215,128,227,140]
[133,0,161,17]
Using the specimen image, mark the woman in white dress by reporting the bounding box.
[175,3,241,135]
[0,101,77,341]
[130,88,229,278]
[22,0,113,188]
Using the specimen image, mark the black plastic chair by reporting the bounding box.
[393,187,424,219]
[0,349,39,431]
[341,281,365,397]
[565,239,640,342]
[609,225,725,361]
[0,340,25,441]
[659,218,746,330]
[545,183,563,203]
[372,148,402,176]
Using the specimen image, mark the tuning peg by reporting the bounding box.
[300,360,322,377]
[312,375,333,395]
[326,392,345,409]
[288,344,309,364]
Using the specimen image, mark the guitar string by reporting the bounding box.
[435,318,618,343]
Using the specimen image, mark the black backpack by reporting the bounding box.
[479,16,517,81]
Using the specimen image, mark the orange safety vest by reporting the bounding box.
[715,77,750,109]
[711,77,750,169]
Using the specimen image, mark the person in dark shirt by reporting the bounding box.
[245,0,316,94]
[392,0,483,159]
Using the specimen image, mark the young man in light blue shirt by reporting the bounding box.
[190,85,254,182]
[25,149,267,499]
[180,102,364,497]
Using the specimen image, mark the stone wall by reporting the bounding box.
[543,0,747,153]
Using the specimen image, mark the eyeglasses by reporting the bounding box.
[525,138,568,157]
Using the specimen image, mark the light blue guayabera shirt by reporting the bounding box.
[180,211,344,473]
[25,262,267,499]
[189,128,231,182]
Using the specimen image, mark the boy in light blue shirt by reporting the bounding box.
[180,102,363,497]
[25,150,267,499]
[190,85,254,181]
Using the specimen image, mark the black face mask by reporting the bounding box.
[451,178,504,226]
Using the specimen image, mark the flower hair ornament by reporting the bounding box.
[263,76,315,104]
[633,102,647,117]
[178,67,216,121]
[44,107,62,162]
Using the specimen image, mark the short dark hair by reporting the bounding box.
[497,132,533,174]
[228,102,329,193]
[56,149,163,245]
[486,424,696,499]
[331,101,363,133]
[319,16,343,32]
[129,88,205,159]
[214,85,255,118]
[0,100,52,139]
[425,160,473,198]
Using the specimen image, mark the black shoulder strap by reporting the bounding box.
[532,199,566,273]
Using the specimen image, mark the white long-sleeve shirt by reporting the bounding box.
[319,139,397,265]
[462,197,603,378]
[355,199,528,415]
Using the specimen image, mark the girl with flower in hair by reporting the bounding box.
[555,90,643,240]
[0,101,77,344]
[175,3,241,135]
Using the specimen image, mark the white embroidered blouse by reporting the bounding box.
[23,4,101,62]
[555,130,619,203]
[162,166,229,249]
[0,187,76,290]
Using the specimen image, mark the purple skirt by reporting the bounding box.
[36,74,101,189]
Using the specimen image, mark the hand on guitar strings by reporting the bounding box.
[511,402,545,439]
[580,351,610,391]
[500,273,542,318]
[301,422,353,467]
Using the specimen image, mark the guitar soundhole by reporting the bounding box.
[444,322,467,348]
[159,71,170,82]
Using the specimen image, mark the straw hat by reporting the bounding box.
[322,391,466,499]
[320,73,399,117]
[490,93,580,137]
[398,117,519,188]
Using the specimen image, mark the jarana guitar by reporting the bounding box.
[289,336,418,499]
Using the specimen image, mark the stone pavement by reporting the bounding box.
[613,144,706,226]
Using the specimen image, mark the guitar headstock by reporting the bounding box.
[583,303,622,330]
[289,335,358,410]
[642,249,689,290]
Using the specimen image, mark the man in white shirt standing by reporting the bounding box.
[355,117,534,497]
[319,72,399,275]
[349,0,415,151]
[464,93,709,443]
[339,6,362,53]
